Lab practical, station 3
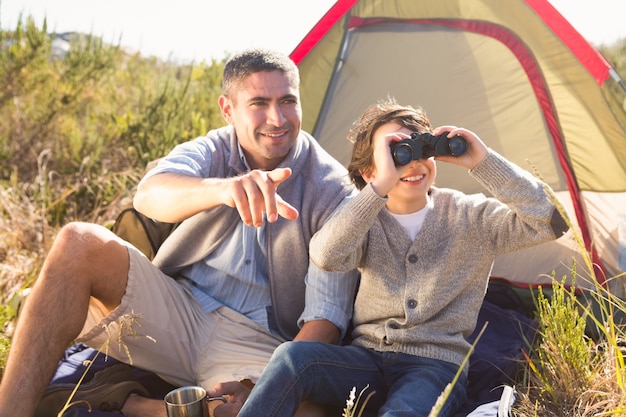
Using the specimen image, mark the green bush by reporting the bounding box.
[0,16,225,227]
[0,16,227,377]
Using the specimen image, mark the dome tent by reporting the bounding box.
[291,0,626,295]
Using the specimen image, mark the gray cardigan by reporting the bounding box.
[152,125,356,339]
[310,151,569,368]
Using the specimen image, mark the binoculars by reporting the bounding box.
[391,132,467,165]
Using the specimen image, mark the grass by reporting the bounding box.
[511,185,626,416]
[0,15,225,378]
[1,12,626,416]
[53,312,153,417]
[514,275,626,416]
[342,385,376,417]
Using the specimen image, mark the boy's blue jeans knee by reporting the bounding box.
[238,341,467,417]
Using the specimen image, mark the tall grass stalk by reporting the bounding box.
[342,385,376,417]
[56,312,155,417]
[341,322,488,417]
[428,322,488,417]
[513,185,626,416]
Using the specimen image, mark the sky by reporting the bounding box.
[1,0,626,64]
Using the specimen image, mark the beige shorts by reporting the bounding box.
[77,243,285,390]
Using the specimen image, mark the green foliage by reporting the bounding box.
[0,14,227,378]
[0,304,11,373]
[513,196,626,416]
[0,16,226,227]
[599,38,626,125]
[534,278,594,405]
[599,38,626,80]
[516,276,626,416]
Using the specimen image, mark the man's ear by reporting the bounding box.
[219,95,232,124]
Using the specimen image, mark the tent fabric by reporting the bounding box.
[290,0,626,295]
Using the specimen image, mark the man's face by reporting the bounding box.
[219,70,302,171]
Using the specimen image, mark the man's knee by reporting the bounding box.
[52,222,128,264]
[49,222,130,289]
[55,222,118,250]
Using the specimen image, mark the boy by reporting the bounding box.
[229,98,569,417]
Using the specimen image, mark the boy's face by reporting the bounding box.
[219,70,302,171]
[363,122,437,214]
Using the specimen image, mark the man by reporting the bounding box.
[0,48,357,417]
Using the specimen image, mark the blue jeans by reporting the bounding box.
[238,341,468,417]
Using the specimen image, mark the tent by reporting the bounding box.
[290,0,626,296]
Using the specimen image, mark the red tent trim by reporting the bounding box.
[290,0,613,84]
[290,0,358,65]
[524,0,611,86]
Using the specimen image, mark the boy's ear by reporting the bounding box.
[360,168,374,184]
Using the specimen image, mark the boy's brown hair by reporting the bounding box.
[347,98,432,190]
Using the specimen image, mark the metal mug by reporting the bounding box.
[164,386,227,417]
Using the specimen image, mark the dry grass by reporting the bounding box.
[0,178,51,372]
[512,186,626,416]
[0,179,48,311]
[513,282,626,416]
